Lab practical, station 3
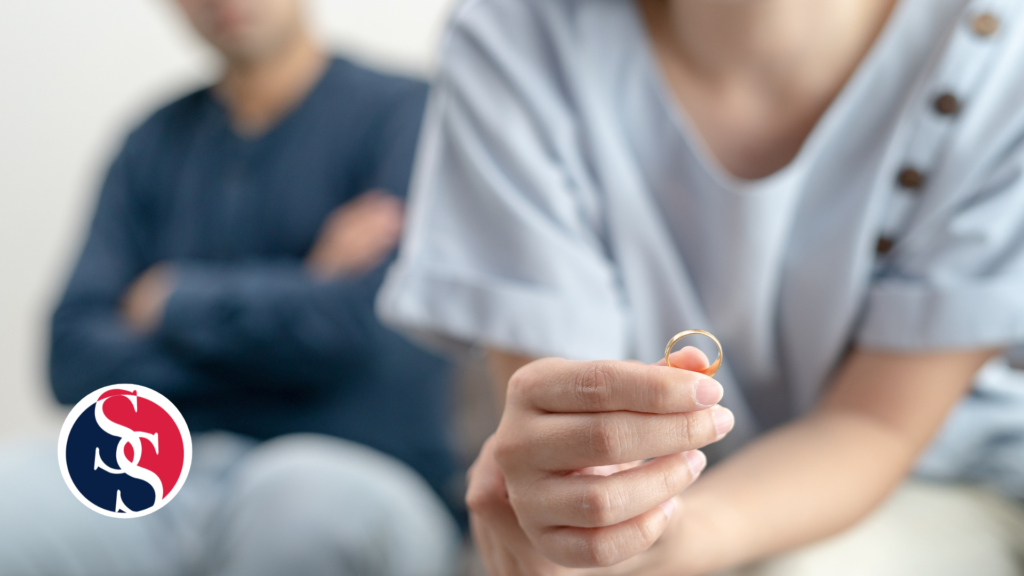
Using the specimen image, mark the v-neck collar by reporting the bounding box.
[628,0,913,194]
[205,57,338,144]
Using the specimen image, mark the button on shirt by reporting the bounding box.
[380,0,1024,496]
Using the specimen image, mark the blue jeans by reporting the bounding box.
[0,432,460,576]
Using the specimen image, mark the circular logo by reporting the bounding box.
[58,385,192,518]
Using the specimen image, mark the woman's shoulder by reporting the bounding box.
[451,0,598,24]
[915,5,1024,168]
[445,0,632,52]
[438,0,640,96]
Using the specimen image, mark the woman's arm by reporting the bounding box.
[471,346,996,575]
[667,347,996,574]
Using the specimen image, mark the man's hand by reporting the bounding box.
[306,189,404,279]
[120,264,175,334]
[468,347,735,574]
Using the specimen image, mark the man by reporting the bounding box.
[0,0,460,574]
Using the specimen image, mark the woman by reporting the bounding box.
[379,0,1024,573]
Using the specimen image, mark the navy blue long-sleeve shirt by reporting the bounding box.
[50,58,459,510]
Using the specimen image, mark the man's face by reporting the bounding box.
[175,0,306,63]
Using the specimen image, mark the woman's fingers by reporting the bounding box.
[511,356,723,415]
[536,496,679,568]
[482,352,735,570]
[468,436,567,575]
[656,346,710,370]
[513,451,706,529]
[508,405,733,470]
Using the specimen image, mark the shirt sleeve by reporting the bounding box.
[377,0,629,360]
[50,136,222,405]
[52,127,399,403]
[858,142,1024,350]
[366,82,429,199]
[157,259,387,388]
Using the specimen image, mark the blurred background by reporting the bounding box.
[0,0,459,443]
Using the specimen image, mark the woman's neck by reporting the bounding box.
[639,0,897,179]
[216,33,328,137]
[664,0,895,96]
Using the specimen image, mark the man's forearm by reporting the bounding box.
[157,261,382,381]
[51,306,219,404]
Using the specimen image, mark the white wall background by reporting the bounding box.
[0,0,459,442]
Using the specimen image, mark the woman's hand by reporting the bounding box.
[467,347,735,574]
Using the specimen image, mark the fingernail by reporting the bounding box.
[590,465,619,477]
[659,497,677,520]
[684,450,707,477]
[712,406,735,440]
[695,379,723,407]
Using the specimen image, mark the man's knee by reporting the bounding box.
[215,434,459,576]
[0,439,186,576]
[233,434,448,528]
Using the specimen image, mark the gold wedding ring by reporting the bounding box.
[664,329,723,378]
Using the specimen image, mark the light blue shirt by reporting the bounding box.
[379,0,1024,496]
